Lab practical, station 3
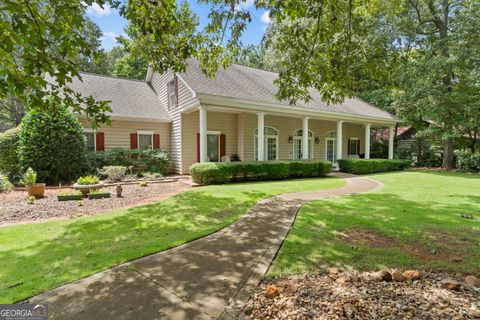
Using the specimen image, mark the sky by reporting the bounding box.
[85,1,270,51]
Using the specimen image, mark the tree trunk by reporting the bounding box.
[442,137,455,169]
[471,129,478,154]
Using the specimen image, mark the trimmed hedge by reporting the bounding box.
[189,160,332,185]
[337,159,412,174]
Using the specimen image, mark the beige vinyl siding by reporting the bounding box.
[151,72,199,173]
[79,118,171,152]
[181,110,238,174]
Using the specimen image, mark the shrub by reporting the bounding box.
[99,166,127,182]
[85,149,170,175]
[455,150,480,172]
[20,167,37,186]
[337,159,412,174]
[0,126,21,181]
[0,173,13,193]
[189,160,332,185]
[19,100,87,184]
[77,176,100,185]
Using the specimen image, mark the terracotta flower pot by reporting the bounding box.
[27,183,46,199]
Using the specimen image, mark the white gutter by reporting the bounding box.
[195,93,399,125]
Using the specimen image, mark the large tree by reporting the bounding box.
[390,0,480,168]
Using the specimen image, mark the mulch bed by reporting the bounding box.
[245,270,480,319]
[0,181,190,226]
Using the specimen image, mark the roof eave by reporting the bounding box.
[195,93,399,125]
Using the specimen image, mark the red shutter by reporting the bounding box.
[153,134,160,149]
[347,139,351,156]
[196,133,200,162]
[220,134,226,160]
[130,133,138,149]
[174,76,179,107]
[96,132,105,151]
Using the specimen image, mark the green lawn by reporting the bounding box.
[0,177,343,303]
[270,171,480,276]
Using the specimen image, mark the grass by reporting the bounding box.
[270,170,480,277]
[0,177,343,303]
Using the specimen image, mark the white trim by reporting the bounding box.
[207,130,221,135]
[364,123,371,159]
[196,93,399,125]
[145,65,154,83]
[292,128,314,160]
[137,130,154,150]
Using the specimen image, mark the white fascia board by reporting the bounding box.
[195,93,399,126]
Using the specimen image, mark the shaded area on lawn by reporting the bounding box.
[0,177,344,303]
[270,171,480,276]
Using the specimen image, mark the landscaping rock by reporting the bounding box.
[464,275,480,288]
[374,269,393,282]
[392,270,406,282]
[441,279,461,291]
[402,270,421,280]
[336,275,352,284]
[264,285,279,298]
[247,271,480,319]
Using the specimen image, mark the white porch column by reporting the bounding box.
[199,105,208,162]
[364,123,371,159]
[302,117,309,160]
[336,121,343,161]
[388,126,395,159]
[257,112,265,161]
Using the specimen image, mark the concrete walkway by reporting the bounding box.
[28,174,383,320]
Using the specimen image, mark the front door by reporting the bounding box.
[326,138,336,163]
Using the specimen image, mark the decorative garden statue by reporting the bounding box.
[116,184,123,198]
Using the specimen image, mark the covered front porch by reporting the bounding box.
[180,105,396,173]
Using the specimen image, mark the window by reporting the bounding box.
[325,131,337,163]
[138,131,153,150]
[254,127,279,161]
[207,132,220,162]
[168,79,177,108]
[293,129,313,160]
[349,137,360,157]
[85,132,96,152]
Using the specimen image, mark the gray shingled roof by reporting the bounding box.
[59,73,170,122]
[180,59,396,121]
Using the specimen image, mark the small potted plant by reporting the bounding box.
[73,176,103,196]
[21,168,46,199]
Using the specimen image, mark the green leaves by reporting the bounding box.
[0,0,112,126]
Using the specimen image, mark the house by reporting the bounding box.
[68,59,398,174]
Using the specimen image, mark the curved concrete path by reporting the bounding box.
[28,173,382,320]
